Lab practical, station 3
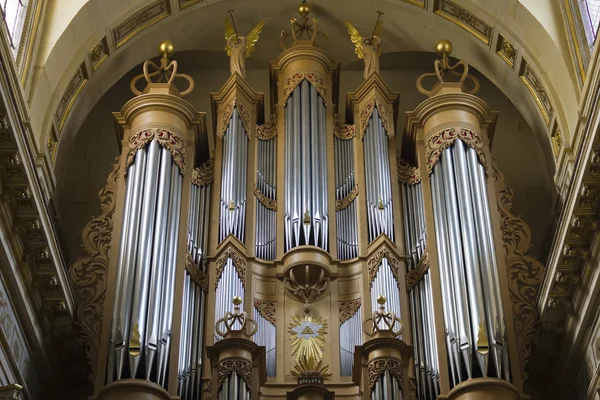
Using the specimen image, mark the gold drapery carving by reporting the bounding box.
[126,128,186,171]
[333,114,356,139]
[406,249,429,291]
[359,99,392,140]
[397,159,422,185]
[254,187,277,210]
[282,71,328,105]
[425,127,486,175]
[367,246,402,290]
[68,158,119,381]
[254,299,276,325]
[217,358,253,393]
[335,185,359,210]
[257,113,278,140]
[493,160,544,380]
[367,358,403,392]
[220,100,252,138]
[215,247,247,289]
[339,299,361,324]
[192,156,215,187]
[185,253,209,292]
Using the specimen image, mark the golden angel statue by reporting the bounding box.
[224,14,264,79]
[345,14,383,79]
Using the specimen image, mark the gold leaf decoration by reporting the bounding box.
[289,315,328,362]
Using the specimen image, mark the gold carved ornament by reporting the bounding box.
[191,156,215,187]
[220,100,251,138]
[214,247,246,290]
[257,113,278,140]
[254,299,276,325]
[254,187,277,210]
[405,249,429,291]
[368,358,403,392]
[185,253,208,292]
[345,16,383,79]
[397,159,422,185]
[335,185,359,210]
[359,99,392,140]
[339,298,361,324]
[289,314,328,362]
[217,358,253,393]
[333,114,355,139]
[493,159,544,380]
[126,128,186,172]
[367,247,402,290]
[425,127,486,175]
[281,72,328,105]
[68,158,119,381]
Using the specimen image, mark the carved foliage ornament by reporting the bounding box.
[339,299,361,324]
[221,101,251,138]
[282,72,328,105]
[192,156,215,187]
[257,113,278,140]
[360,99,391,140]
[333,114,356,139]
[127,128,185,172]
[254,187,277,210]
[493,159,544,380]
[68,158,119,381]
[406,249,429,291]
[185,253,208,292]
[215,247,246,289]
[335,185,359,210]
[397,159,422,185]
[368,247,402,290]
[217,358,253,393]
[368,358,403,392]
[254,299,276,325]
[425,127,486,175]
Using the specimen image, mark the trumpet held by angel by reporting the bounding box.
[345,14,383,79]
[224,14,265,79]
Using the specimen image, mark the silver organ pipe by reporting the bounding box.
[178,173,211,399]
[218,370,250,400]
[284,80,329,252]
[108,141,182,387]
[371,370,403,400]
[220,108,248,243]
[339,305,363,376]
[363,107,394,243]
[430,140,508,387]
[214,259,245,341]
[335,132,358,260]
[256,135,277,260]
[399,169,440,400]
[370,258,401,331]
[253,305,277,376]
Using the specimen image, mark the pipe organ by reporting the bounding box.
[89,7,532,400]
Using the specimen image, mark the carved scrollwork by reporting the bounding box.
[406,249,429,291]
[360,100,392,140]
[333,114,355,139]
[254,299,276,325]
[217,358,253,393]
[339,298,361,324]
[493,159,544,380]
[192,156,215,187]
[68,158,119,381]
[397,159,422,185]
[203,380,212,399]
[215,247,246,290]
[368,358,403,392]
[335,185,359,210]
[257,113,278,140]
[185,253,208,292]
[221,101,251,138]
[282,72,328,104]
[254,187,277,210]
[367,247,401,290]
[425,127,486,175]
[127,128,185,171]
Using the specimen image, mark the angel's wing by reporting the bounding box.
[245,19,265,58]
[345,21,364,59]
[224,17,236,56]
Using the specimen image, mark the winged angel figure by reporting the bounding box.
[225,16,265,79]
[345,18,383,79]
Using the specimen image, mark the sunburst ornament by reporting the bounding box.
[289,314,327,361]
[291,355,332,384]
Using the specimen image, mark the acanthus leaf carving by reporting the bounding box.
[406,249,429,291]
[282,72,328,105]
[335,185,359,210]
[397,159,422,185]
[217,358,253,393]
[254,187,277,210]
[254,299,276,325]
[339,298,361,324]
[215,247,246,290]
[192,156,215,187]
[360,99,392,140]
[127,128,185,172]
[367,358,403,392]
[333,114,355,139]
[220,101,251,138]
[257,113,278,140]
[425,127,486,175]
[367,246,402,290]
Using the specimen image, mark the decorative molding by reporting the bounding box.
[493,159,544,381]
[360,100,392,140]
[397,159,421,185]
[185,253,208,292]
[254,299,276,325]
[257,113,278,140]
[519,59,553,126]
[406,249,429,291]
[496,33,516,69]
[215,247,246,290]
[88,37,109,72]
[179,0,203,10]
[402,0,426,8]
[55,63,88,132]
[112,0,171,48]
[339,299,361,324]
[254,187,277,210]
[217,358,252,393]
[335,185,359,210]
[560,0,589,85]
[192,156,215,187]
[367,246,402,290]
[126,128,185,171]
[221,101,251,138]
[367,358,403,392]
[434,0,492,45]
[425,127,486,175]
[551,126,562,159]
[46,127,57,164]
[282,72,328,104]
[333,114,355,139]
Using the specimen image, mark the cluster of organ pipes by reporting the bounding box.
[370,259,402,332]
[108,140,182,384]
[255,135,277,260]
[284,80,329,251]
[253,306,277,376]
[335,132,359,259]
[364,107,394,243]
[371,371,403,400]
[214,260,245,341]
[430,139,508,385]
[339,305,363,376]
[218,371,251,400]
[400,177,440,399]
[220,108,248,243]
[177,178,211,399]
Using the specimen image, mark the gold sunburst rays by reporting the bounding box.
[289,314,328,361]
[291,355,332,379]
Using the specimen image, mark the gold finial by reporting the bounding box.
[304,209,311,224]
[377,295,386,305]
[298,0,311,16]
[435,39,453,57]
[378,197,385,210]
[229,199,235,210]
[158,40,175,58]
[232,296,242,306]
